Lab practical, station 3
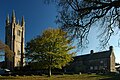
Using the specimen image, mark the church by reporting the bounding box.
[5,10,25,70]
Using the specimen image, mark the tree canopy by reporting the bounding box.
[25,28,75,76]
[45,0,120,49]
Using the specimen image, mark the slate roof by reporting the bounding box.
[74,50,112,61]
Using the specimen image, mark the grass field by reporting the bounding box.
[0,74,119,80]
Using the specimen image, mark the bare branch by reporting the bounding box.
[51,0,120,49]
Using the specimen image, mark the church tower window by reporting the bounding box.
[18,50,21,55]
[17,30,21,36]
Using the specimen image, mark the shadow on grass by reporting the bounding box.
[88,75,98,77]
[99,74,120,80]
[110,74,120,80]
[0,76,17,79]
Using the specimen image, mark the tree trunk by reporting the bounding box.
[48,66,51,77]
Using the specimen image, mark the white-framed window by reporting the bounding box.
[90,66,93,70]
[100,60,103,63]
[95,66,98,70]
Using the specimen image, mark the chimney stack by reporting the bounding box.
[90,50,94,54]
[109,46,113,51]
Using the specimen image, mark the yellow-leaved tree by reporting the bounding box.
[25,28,75,77]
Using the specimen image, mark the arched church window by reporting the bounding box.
[17,61,20,66]
[18,50,21,55]
[17,30,21,36]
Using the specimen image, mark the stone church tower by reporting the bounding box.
[5,10,25,70]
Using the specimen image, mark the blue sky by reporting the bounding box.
[0,0,57,42]
[0,0,120,63]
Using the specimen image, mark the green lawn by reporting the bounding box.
[0,74,119,80]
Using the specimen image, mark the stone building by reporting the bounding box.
[5,10,25,70]
[66,46,116,73]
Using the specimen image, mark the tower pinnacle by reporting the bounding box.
[12,10,15,18]
[21,16,25,26]
[17,20,20,25]
[12,10,16,23]
[6,14,10,25]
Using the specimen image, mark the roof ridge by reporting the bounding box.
[93,50,110,54]
[77,50,110,57]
